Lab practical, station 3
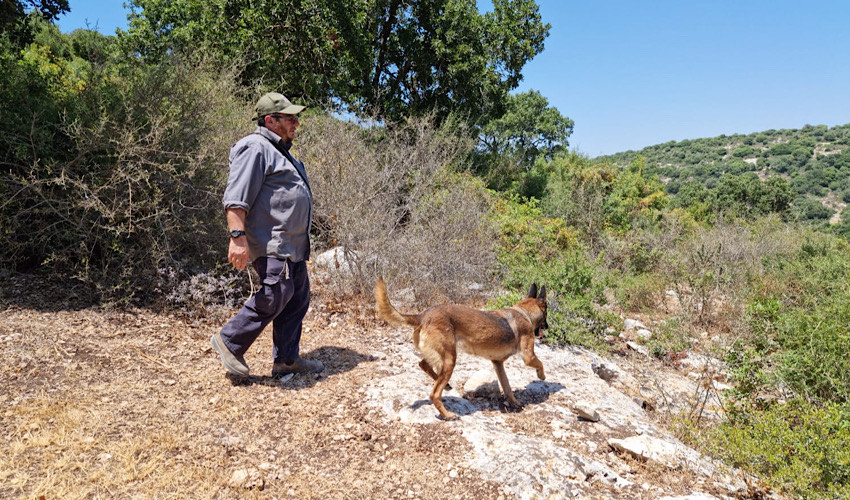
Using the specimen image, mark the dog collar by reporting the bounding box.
[510,306,534,326]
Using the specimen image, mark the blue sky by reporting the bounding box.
[57,0,850,156]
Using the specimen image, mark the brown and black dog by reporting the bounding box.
[374,278,548,420]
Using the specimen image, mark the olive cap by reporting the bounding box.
[255,92,305,119]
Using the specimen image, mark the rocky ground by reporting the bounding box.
[0,274,784,499]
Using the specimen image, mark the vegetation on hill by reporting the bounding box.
[601,124,850,235]
[1,1,849,498]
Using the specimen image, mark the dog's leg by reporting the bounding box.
[419,359,452,391]
[492,360,522,410]
[521,336,546,380]
[430,353,458,421]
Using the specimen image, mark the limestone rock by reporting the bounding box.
[591,362,618,382]
[623,318,646,331]
[626,341,650,357]
[572,402,600,422]
[313,246,357,273]
[463,369,500,398]
[229,468,264,490]
[608,435,715,477]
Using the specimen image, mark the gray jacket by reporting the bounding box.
[223,127,313,262]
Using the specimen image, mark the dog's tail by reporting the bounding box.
[374,278,420,328]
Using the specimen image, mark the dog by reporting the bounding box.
[374,278,548,420]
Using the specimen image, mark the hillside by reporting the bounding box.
[601,124,850,223]
[0,273,782,499]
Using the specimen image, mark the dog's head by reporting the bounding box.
[526,283,549,338]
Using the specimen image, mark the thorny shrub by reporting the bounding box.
[298,114,498,306]
[1,56,250,304]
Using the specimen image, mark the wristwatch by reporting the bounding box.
[229,229,246,238]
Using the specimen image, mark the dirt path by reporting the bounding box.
[1,294,515,499]
[1,278,775,499]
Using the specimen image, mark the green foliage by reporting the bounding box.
[0,17,248,302]
[644,317,692,360]
[122,0,550,128]
[613,271,665,312]
[791,196,834,222]
[725,233,850,403]
[123,0,369,106]
[543,153,666,245]
[708,399,850,499]
[0,0,69,48]
[601,124,850,221]
[670,173,794,220]
[474,90,574,197]
[490,195,610,349]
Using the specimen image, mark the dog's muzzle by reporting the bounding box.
[535,318,549,338]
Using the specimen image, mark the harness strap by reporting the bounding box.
[510,306,534,327]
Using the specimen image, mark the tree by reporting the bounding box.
[121,0,549,125]
[478,90,573,167]
[474,89,573,196]
[0,0,69,47]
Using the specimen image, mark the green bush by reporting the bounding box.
[614,272,665,312]
[644,317,692,360]
[491,195,611,349]
[708,399,850,499]
[1,39,248,302]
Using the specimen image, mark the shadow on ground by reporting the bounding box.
[409,380,566,419]
[227,346,378,390]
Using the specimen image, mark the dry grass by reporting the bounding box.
[0,276,507,500]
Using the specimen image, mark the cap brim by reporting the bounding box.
[279,104,305,114]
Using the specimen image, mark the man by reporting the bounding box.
[211,92,324,378]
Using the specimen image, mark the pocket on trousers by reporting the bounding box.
[252,257,287,315]
[253,280,280,316]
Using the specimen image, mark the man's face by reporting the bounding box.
[264,113,300,142]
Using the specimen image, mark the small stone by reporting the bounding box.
[572,403,600,422]
[626,341,650,357]
[591,362,618,382]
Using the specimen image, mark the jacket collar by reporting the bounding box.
[254,126,291,150]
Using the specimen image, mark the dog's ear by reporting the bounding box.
[527,283,538,299]
[538,285,546,301]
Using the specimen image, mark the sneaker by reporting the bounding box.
[271,357,325,377]
[211,333,250,376]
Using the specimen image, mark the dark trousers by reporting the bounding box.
[219,257,310,364]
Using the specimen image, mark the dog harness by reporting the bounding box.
[510,306,534,327]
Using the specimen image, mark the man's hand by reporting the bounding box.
[225,207,249,270]
[228,236,249,270]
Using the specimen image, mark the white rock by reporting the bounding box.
[712,381,732,391]
[624,318,646,331]
[608,435,715,477]
[626,341,650,357]
[591,362,618,382]
[636,328,652,340]
[313,246,360,273]
[463,370,500,398]
[572,403,600,422]
[679,353,725,374]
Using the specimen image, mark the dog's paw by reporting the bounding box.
[504,399,523,412]
[439,412,460,421]
[537,369,546,380]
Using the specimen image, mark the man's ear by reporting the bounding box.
[538,285,546,301]
[527,283,538,299]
